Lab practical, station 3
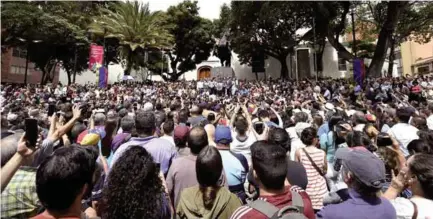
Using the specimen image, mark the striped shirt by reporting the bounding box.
[299,147,327,210]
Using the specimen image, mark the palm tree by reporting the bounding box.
[89,1,173,75]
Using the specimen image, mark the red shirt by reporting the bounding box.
[230,186,315,219]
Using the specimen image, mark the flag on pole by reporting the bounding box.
[98,67,108,88]
[89,45,104,71]
[353,58,365,86]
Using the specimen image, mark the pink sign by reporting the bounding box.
[89,45,104,70]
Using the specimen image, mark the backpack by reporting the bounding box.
[248,191,307,219]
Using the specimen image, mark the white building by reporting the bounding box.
[59,41,395,84]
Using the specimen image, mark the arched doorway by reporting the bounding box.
[197,66,212,80]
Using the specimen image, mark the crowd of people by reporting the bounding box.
[1,74,433,219]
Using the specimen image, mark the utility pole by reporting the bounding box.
[313,17,318,81]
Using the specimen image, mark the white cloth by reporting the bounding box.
[388,123,419,156]
[160,135,175,147]
[286,126,307,161]
[390,197,433,219]
[230,130,256,165]
[353,124,366,132]
[427,115,433,130]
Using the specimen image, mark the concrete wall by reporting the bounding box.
[400,40,433,75]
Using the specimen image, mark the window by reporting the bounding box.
[418,66,429,74]
[338,57,347,71]
[12,48,27,58]
[10,66,27,74]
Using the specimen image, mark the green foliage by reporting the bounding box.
[90,1,173,75]
[164,0,215,81]
[229,1,315,78]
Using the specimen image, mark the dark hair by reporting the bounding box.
[251,141,287,190]
[196,146,223,209]
[154,111,166,129]
[71,123,86,143]
[258,109,269,119]
[268,127,291,152]
[396,107,412,123]
[162,120,174,135]
[328,115,343,133]
[409,153,433,199]
[207,113,216,122]
[120,116,135,132]
[101,146,165,218]
[345,131,371,148]
[36,146,98,212]
[312,114,323,129]
[411,116,428,131]
[300,127,317,146]
[407,139,431,155]
[178,109,189,124]
[135,111,155,136]
[188,126,208,155]
[234,116,248,135]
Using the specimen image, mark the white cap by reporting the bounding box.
[142,102,153,112]
[325,103,335,111]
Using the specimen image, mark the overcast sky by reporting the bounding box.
[143,0,231,20]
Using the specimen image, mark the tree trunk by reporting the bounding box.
[387,38,396,78]
[40,70,47,85]
[124,52,133,75]
[72,71,77,84]
[366,2,408,78]
[279,55,289,79]
[66,70,71,85]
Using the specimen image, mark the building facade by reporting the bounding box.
[1,47,60,84]
[399,40,433,76]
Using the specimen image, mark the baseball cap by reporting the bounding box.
[215,125,232,144]
[335,147,386,188]
[174,125,190,142]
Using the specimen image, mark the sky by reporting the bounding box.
[143,0,231,20]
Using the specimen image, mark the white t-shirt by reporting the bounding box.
[160,135,175,147]
[390,197,433,219]
[388,123,419,156]
[230,130,257,165]
[427,115,433,130]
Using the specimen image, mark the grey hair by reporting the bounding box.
[293,112,309,123]
[120,116,135,132]
[94,113,106,126]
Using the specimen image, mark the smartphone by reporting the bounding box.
[48,104,56,117]
[25,118,38,149]
[254,122,264,134]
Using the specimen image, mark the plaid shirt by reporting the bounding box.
[1,167,40,219]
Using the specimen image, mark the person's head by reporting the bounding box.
[396,107,413,123]
[336,147,385,197]
[162,120,174,136]
[293,112,308,123]
[258,109,269,120]
[196,146,223,209]
[188,126,208,155]
[135,111,155,136]
[214,125,232,146]
[410,116,428,131]
[268,127,291,153]
[71,123,87,143]
[352,111,366,126]
[190,105,203,116]
[36,146,99,215]
[93,113,106,126]
[312,114,323,129]
[251,141,287,191]
[404,153,433,199]
[101,146,164,218]
[178,109,189,124]
[1,132,26,167]
[300,127,318,146]
[234,116,248,136]
[345,131,372,148]
[120,115,135,133]
[174,125,189,148]
[328,115,343,133]
[204,124,216,142]
[407,139,432,155]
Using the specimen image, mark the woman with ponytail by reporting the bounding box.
[176,146,242,219]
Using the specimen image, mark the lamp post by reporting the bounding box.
[17,38,42,84]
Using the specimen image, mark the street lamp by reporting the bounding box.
[17,38,42,84]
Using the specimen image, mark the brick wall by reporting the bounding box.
[1,48,59,84]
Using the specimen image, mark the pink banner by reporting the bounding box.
[89,45,104,71]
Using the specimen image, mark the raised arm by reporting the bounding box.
[229,105,240,128]
[269,107,283,128]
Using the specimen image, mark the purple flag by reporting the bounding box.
[98,67,108,88]
[353,58,365,86]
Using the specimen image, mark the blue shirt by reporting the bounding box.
[317,122,329,137]
[320,131,336,163]
[218,149,248,186]
[317,189,396,219]
[110,136,177,175]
